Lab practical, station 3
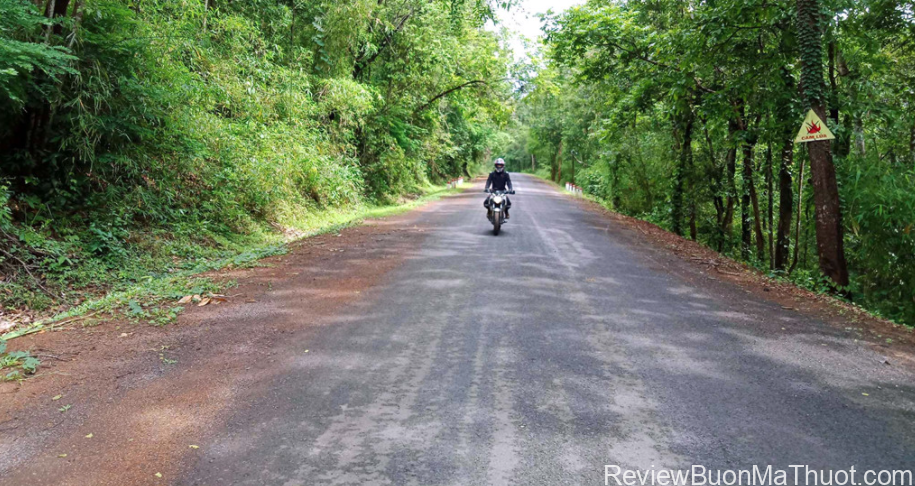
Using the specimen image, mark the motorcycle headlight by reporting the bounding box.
[492,196,503,204]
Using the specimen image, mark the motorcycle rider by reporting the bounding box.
[484,158,513,219]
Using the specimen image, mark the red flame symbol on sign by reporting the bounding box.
[806,121,822,134]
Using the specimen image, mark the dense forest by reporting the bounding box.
[501,0,915,326]
[3,0,914,329]
[1,0,513,310]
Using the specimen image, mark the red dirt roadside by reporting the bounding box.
[571,195,915,365]
[0,209,434,485]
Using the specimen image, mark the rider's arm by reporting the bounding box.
[506,172,513,191]
[484,172,493,192]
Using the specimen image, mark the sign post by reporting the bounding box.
[794,109,836,144]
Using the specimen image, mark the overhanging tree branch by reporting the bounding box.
[413,80,487,114]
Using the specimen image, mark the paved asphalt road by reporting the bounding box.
[183,174,915,485]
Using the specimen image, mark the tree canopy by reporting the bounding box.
[503,0,915,326]
[2,0,914,327]
[0,0,514,309]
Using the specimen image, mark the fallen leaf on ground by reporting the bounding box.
[52,394,62,401]
[120,332,129,337]
[197,298,211,307]
[85,433,93,438]
[58,454,67,458]
[862,393,870,396]
[189,445,199,449]
[177,295,194,305]
[155,472,163,478]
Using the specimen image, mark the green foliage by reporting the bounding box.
[843,156,915,321]
[0,183,11,230]
[0,0,77,104]
[0,340,40,381]
[1,0,512,315]
[511,0,915,326]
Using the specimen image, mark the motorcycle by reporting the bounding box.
[485,189,515,235]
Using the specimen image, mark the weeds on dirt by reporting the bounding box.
[1,185,465,342]
[127,301,184,327]
[0,341,40,381]
[158,346,178,365]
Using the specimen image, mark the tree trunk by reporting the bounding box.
[909,121,915,167]
[203,0,210,32]
[806,110,850,286]
[571,151,575,184]
[704,124,726,249]
[803,204,812,268]
[774,138,794,271]
[45,0,57,42]
[749,147,766,261]
[721,146,737,252]
[48,0,71,35]
[66,0,82,47]
[672,114,693,237]
[718,119,739,252]
[612,156,623,209]
[740,148,752,260]
[689,132,697,242]
[740,138,766,261]
[790,149,805,274]
[766,143,774,268]
[797,0,850,288]
[827,39,840,127]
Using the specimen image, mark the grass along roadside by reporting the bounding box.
[0,183,466,343]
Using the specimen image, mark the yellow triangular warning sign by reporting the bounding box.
[795,109,836,144]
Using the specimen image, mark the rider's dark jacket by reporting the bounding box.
[485,170,513,192]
